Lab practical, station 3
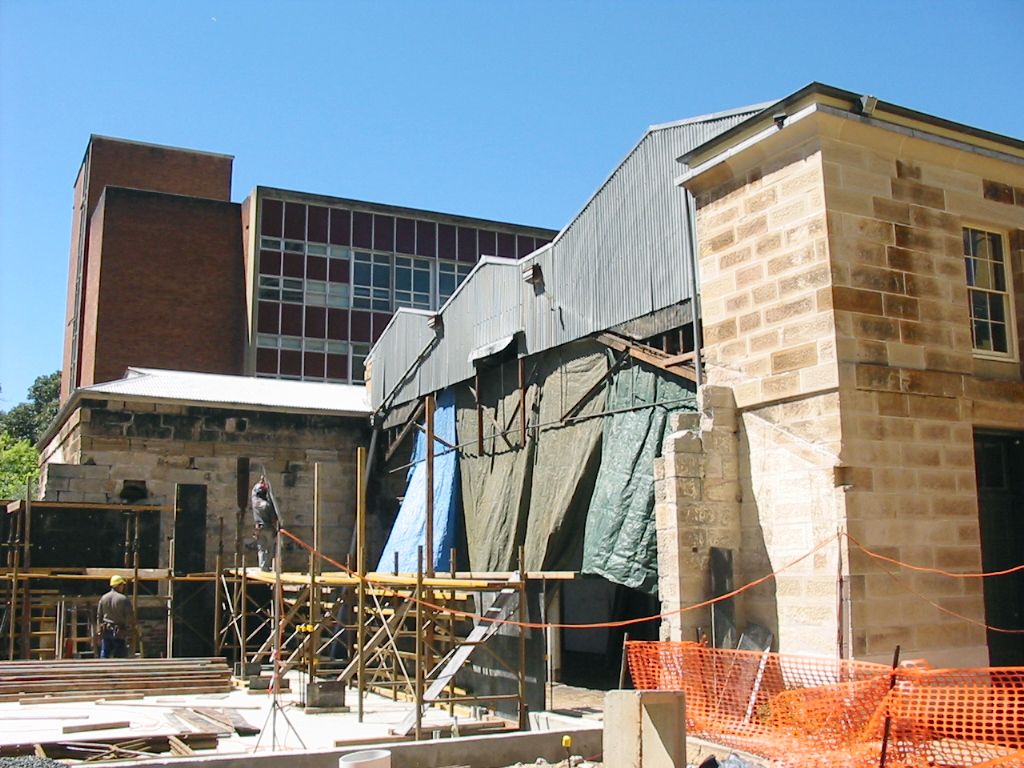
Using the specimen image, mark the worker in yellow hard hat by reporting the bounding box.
[98,574,135,658]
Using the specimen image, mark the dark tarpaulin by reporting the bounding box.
[455,341,609,572]
[581,362,696,594]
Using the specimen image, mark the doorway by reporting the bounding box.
[172,484,212,657]
[974,430,1024,665]
[560,577,660,689]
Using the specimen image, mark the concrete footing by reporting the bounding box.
[305,680,348,712]
[108,727,603,768]
[604,690,686,768]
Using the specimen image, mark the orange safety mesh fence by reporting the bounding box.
[626,641,1024,768]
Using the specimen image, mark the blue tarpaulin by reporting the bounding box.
[377,388,460,573]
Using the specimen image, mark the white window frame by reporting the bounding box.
[352,251,392,311]
[963,225,1018,361]
[394,255,433,310]
[437,260,472,306]
[351,343,370,384]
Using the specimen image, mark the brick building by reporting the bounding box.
[61,135,558,400]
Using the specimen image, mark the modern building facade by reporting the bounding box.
[242,188,555,385]
[60,136,557,401]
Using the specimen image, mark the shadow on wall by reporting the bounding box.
[737,398,845,656]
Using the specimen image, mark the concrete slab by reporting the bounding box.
[0,671,606,767]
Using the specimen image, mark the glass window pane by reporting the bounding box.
[413,271,430,293]
[280,336,303,350]
[992,323,1008,353]
[989,294,1006,324]
[964,257,977,287]
[971,290,989,320]
[974,320,992,351]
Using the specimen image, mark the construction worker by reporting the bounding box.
[98,574,135,658]
[251,476,279,572]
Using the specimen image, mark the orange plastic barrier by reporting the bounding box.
[626,641,1024,768]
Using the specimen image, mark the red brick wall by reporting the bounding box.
[82,187,245,384]
[61,138,235,399]
[86,137,232,216]
[61,165,88,400]
[78,195,107,386]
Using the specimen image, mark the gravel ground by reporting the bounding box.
[0,758,68,768]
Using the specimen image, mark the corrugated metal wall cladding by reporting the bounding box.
[371,110,761,409]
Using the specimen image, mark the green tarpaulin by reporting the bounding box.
[581,362,696,594]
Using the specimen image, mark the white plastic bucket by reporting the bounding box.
[339,749,391,768]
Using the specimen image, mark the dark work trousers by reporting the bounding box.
[100,632,129,658]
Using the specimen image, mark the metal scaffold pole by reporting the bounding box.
[213,519,223,655]
[414,545,424,741]
[166,535,175,658]
[356,447,367,723]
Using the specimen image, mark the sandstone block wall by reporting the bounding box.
[820,124,1024,666]
[678,107,1024,664]
[686,137,847,655]
[39,398,370,573]
[654,385,741,642]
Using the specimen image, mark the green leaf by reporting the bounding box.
[0,432,39,500]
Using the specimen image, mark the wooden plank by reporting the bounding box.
[14,685,232,704]
[168,735,194,756]
[174,709,233,736]
[62,721,132,734]
[192,707,260,736]
[18,693,144,705]
[0,731,219,759]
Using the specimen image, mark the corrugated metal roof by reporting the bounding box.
[80,367,371,416]
[369,105,767,410]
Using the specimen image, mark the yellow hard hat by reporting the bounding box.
[110,574,127,587]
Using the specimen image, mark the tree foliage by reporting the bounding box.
[0,370,59,500]
[0,370,61,444]
[0,433,38,500]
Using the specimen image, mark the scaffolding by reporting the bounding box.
[3,479,572,740]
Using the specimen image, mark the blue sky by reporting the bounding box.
[1,1,1022,409]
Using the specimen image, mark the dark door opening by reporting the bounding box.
[974,430,1024,665]
[560,577,659,689]
[173,484,212,657]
